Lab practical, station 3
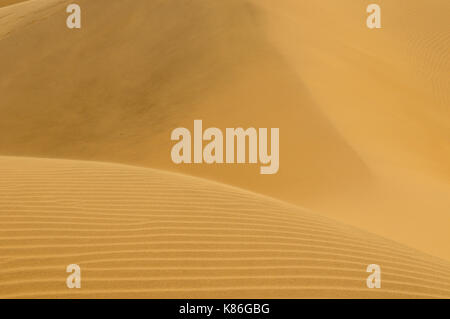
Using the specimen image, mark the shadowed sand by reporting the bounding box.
[0,0,29,7]
[0,0,65,38]
[0,0,449,279]
[0,156,449,298]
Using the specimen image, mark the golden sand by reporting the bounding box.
[0,156,449,298]
[0,0,449,298]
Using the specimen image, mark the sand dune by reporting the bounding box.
[254,0,450,260]
[0,0,29,8]
[0,0,449,295]
[0,0,65,38]
[0,156,449,298]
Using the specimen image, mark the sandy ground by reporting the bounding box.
[0,0,29,7]
[0,0,449,298]
[0,156,449,298]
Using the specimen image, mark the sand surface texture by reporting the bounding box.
[0,0,449,298]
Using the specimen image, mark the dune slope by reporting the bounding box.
[0,0,29,8]
[0,0,371,199]
[0,156,449,298]
[0,0,449,261]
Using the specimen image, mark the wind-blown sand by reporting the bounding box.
[0,0,449,298]
[0,156,449,298]
[0,0,28,7]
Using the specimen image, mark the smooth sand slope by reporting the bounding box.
[0,1,449,260]
[0,156,450,298]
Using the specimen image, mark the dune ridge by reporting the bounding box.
[0,156,449,298]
